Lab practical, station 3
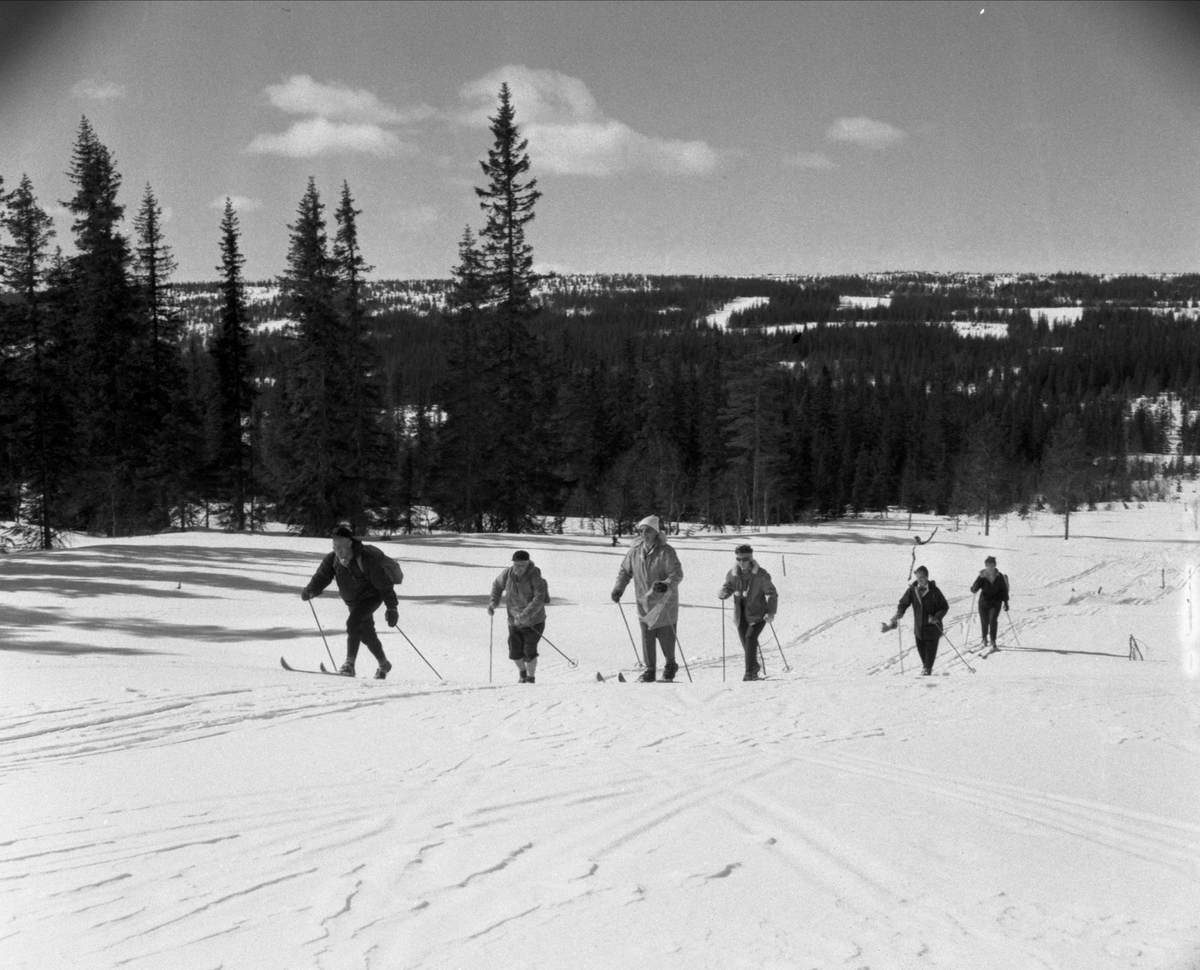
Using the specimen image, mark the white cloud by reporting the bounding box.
[247,118,405,158]
[826,116,907,149]
[784,151,837,170]
[459,65,719,177]
[72,79,126,100]
[263,74,433,125]
[210,196,263,213]
[249,76,428,157]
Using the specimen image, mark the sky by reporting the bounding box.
[2,0,1199,282]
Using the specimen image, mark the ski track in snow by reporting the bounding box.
[2,514,1199,969]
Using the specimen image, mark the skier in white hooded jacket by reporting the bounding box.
[611,515,684,681]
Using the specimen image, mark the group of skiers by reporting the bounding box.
[883,555,1011,675]
[300,519,1009,683]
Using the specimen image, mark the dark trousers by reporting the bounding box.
[641,623,677,670]
[915,633,941,671]
[979,606,1000,644]
[345,592,386,663]
[508,622,544,661]
[738,618,766,674]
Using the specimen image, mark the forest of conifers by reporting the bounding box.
[4,112,1200,545]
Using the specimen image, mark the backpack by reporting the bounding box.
[541,576,551,605]
[360,544,404,585]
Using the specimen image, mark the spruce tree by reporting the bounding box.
[332,181,387,532]
[210,199,256,529]
[1040,413,1091,540]
[268,178,357,534]
[1,174,71,548]
[62,118,146,534]
[473,83,547,531]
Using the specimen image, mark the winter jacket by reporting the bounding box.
[613,534,683,630]
[305,540,399,610]
[719,561,778,625]
[894,580,949,638]
[970,571,1009,611]
[490,563,547,629]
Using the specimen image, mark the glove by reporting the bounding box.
[487,605,495,616]
[881,617,898,633]
[652,581,669,593]
[764,613,775,624]
[301,588,312,601]
[1004,603,1009,612]
[385,608,398,628]
[611,589,622,603]
[718,590,730,600]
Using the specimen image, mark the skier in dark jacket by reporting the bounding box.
[718,544,778,681]
[970,555,1009,652]
[885,565,949,676]
[488,550,547,683]
[302,526,400,679]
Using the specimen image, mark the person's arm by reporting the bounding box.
[718,569,734,600]
[489,569,508,613]
[302,553,336,599]
[612,551,633,601]
[362,550,399,610]
[764,573,779,619]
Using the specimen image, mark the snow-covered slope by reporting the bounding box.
[2,507,1199,969]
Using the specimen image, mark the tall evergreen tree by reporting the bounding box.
[1040,413,1091,540]
[210,199,256,529]
[61,117,147,534]
[267,178,357,534]
[332,181,387,532]
[1,174,71,547]
[472,83,547,531]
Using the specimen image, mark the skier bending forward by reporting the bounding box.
[302,527,399,679]
[488,550,547,684]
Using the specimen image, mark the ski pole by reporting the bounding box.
[489,611,494,683]
[966,591,978,648]
[616,601,645,667]
[721,598,726,682]
[538,631,578,668]
[393,625,442,680]
[671,625,693,682]
[937,624,976,673]
[769,621,790,672]
[1005,609,1023,649]
[308,599,338,669]
[897,624,904,675]
[758,639,768,677]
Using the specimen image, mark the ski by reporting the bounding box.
[280,656,347,676]
[596,672,629,682]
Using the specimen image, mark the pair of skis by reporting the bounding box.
[280,656,353,677]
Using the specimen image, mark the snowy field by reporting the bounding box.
[2,504,1199,970]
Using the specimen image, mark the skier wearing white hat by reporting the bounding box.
[611,515,684,681]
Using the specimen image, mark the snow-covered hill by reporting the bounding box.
[2,506,1199,969]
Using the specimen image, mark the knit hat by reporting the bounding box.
[984,556,996,565]
[636,515,661,533]
[512,550,530,561]
[333,526,355,540]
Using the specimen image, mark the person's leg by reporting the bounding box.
[978,605,990,648]
[657,626,679,680]
[986,608,1000,646]
[523,623,544,682]
[927,633,941,671]
[640,622,658,675]
[744,620,765,678]
[347,594,387,669]
[508,624,528,680]
[915,635,932,672]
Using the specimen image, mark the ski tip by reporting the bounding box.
[595,671,605,682]
[280,656,293,671]
[618,673,627,682]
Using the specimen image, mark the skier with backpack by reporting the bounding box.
[301,526,403,679]
[970,555,1009,655]
[488,550,548,683]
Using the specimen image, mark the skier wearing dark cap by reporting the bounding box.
[301,526,401,678]
[489,550,548,683]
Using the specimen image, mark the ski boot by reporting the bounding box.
[743,668,760,681]
[638,668,657,682]
[339,659,356,677]
[662,662,678,683]
[374,659,392,680]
